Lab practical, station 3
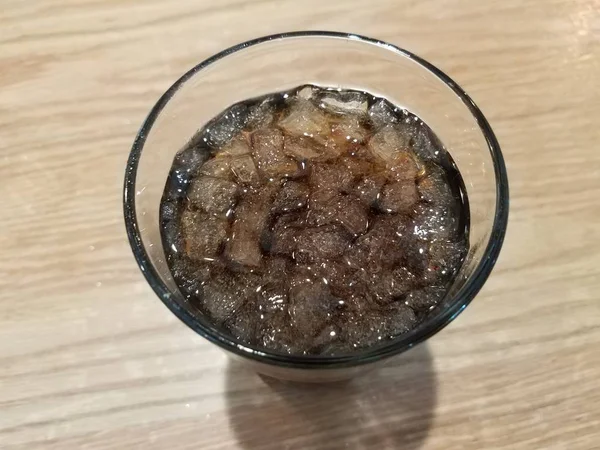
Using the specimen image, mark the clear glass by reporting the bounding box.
[124,32,508,382]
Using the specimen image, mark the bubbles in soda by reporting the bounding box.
[160,85,469,356]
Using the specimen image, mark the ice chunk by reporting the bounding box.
[417,166,455,205]
[319,90,369,116]
[258,309,294,353]
[272,180,309,214]
[268,212,303,257]
[332,197,370,236]
[402,235,430,276]
[410,123,444,162]
[307,196,369,237]
[246,99,276,130]
[224,189,277,269]
[199,275,251,323]
[302,260,355,300]
[339,155,374,178]
[160,200,177,224]
[404,286,447,313]
[230,155,260,186]
[278,98,331,140]
[329,116,369,146]
[257,284,289,314]
[295,225,350,263]
[387,151,421,182]
[198,156,232,180]
[427,238,467,280]
[187,175,238,215]
[173,144,211,176]
[225,226,262,269]
[251,128,298,178]
[368,99,399,129]
[412,203,461,242]
[263,257,291,283]
[354,173,386,206]
[309,162,356,197]
[368,124,411,163]
[289,281,337,336]
[225,304,258,343]
[343,216,409,271]
[297,85,317,100]
[283,135,325,160]
[378,181,419,214]
[346,304,417,348]
[368,267,418,304]
[181,209,228,259]
[203,103,249,148]
[235,185,277,234]
[218,135,251,156]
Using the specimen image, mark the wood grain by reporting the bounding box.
[1,0,599,448]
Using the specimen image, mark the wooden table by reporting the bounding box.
[1,1,599,449]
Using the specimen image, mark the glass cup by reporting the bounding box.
[124,31,509,382]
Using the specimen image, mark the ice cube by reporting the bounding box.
[271,180,309,214]
[289,281,336,336]
[230,155,260,186]
[203,103,249,148]
[378,181,419,214]
[368,99,399,129]
[187,175,238,215]
[181,209,228,259]
[278,98,331,141]
[283,135,326,160]
[354,173,386,206]
[319,90,369,116]
[251,128,299,178]
[295,225,350,263]
[368,124,411,163]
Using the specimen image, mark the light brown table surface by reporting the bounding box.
[1,1,599,449]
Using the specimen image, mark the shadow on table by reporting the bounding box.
[225,344,436,450]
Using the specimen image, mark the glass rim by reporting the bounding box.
[123,31,509,369]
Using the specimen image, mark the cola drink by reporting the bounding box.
[160,85,469,356]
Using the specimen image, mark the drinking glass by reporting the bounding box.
[124,31,509,382]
